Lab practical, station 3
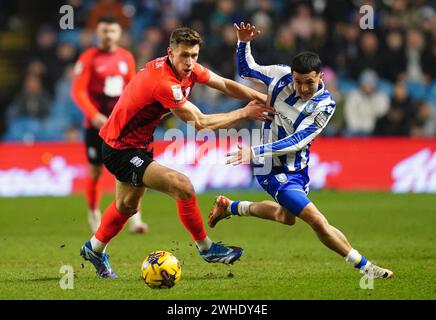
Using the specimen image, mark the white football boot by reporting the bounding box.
[361,261,394,279]
[128,212,149,234]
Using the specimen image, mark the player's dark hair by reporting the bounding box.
[291,52,322,74]
[97,15,120,25]
[170,27,203,48]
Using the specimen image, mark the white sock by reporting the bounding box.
[195,236,213,251]
[129,211,142,226]
[90,235,107,253]
[227,201,252,216]
[344,248,368,269]
[238,201,252,216]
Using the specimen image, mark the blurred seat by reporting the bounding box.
[337,78,357,94]
[378,78,393,97]
[3,116,43,142]
[406,80,429,101]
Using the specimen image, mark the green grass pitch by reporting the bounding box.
[0,191,435,300]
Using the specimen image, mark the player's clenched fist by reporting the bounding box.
[241,101,275,122]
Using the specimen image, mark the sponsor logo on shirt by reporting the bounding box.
[184,87,191,97]
[118,61,128,74]
[315,111,329,128]
[276,111,293,127]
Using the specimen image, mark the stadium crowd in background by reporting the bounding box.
[1,0,435,142]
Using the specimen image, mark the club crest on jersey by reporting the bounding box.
[303,101,317,115]
[118,61,128,74]
[171,84,183,101]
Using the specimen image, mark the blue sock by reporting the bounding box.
[230,201,240,215]
[355,256,368,269]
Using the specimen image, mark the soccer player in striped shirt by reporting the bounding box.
[209,22,394,280]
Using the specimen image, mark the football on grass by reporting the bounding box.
[141,250,182,289]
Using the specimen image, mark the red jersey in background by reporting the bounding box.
[71,47,136,128]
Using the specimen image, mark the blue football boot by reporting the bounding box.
[199,242,243,264]
[80,240,117,279]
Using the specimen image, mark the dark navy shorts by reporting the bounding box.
[84,128,104,165]
[102,142,154,187]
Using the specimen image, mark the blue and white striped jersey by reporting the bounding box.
[237,41,336,172]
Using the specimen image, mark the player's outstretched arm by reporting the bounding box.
[226,106,335,165]
[234,22,278,86]
[206,71,267,104]
[170,100,274,131]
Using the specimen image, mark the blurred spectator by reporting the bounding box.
[141,25,164,47]
[381,30,407,82]
[405,28,423,81]
[410,101,435,137]
[323,67,346,136]
[86,0,131,30]
[32,25,58,93]
[344,70,390,136]
[79,29,96,49]
[405,28,434,83]
[273,25,298,65]
[323,0,356,24]
[52,64,83,129]
[7,75,51,120]
[209,0,242,46]
[289,3,312,42]
[66,0,88,29]
[336,24,360,76]
[209,24,238,79]
[135,41,156,69]
[64,125,82,142]
[308,16,337,69]
[423,106,436,137]
[52,42,78,82]
[1,0,435,142]
[387,0,416,29]
[244,2,275,65]
[421,9,436,80]
[390,81,414,118]
[159,14,182,45]
[247,0,277,23]
[373,105,409,136]
[348,31,383,80]
[0,1,13,29]
[163,0,196,19]
[26,60,47,78]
